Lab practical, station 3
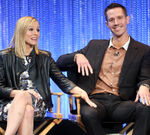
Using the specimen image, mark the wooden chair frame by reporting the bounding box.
[68,94,134,135]
[34,92,63,135]
[0,92,63,135]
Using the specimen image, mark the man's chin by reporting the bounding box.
[113,32,123,38]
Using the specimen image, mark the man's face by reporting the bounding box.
[105,7,129,38]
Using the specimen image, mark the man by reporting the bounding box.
[57,3,150,135]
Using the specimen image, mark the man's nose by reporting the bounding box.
[114,19,119,25]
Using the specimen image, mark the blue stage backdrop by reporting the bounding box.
[0,0,150,118]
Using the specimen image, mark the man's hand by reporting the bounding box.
[135,85,150,106]
[70,86,97,108]
[74,54,93,76]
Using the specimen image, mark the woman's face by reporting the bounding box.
[25,21,40,47]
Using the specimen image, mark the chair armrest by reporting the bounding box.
[51,92,63,96]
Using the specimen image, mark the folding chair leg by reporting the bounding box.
[34,120,49,135]
[127,129,133,135]
[39,119,62,135]
[120,122,134,134]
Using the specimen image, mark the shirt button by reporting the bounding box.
[112,89,115,92]
[110,83,112,86]
[112,72,114,75]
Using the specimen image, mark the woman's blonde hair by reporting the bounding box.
[9,16,39,58]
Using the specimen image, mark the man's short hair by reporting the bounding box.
[105,3,127,21]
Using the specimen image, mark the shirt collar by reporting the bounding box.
[108,36,130,51]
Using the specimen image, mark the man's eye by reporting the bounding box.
[109,19,113,22]
[118,16,123,20]
[37,29,40,32]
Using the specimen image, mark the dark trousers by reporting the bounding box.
[80,93,150,135]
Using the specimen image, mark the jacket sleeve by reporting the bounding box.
[137,46,150,87]
[0,54,12,99]
[56,40,93,71]
[48,54,76,94]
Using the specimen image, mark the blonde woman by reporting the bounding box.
[0,16,96,135]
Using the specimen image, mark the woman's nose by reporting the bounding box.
[33,30,38,35]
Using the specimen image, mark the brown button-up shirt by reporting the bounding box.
[91,38,130,96]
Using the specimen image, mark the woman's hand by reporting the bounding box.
[27,89,40,100]
[80,90,97,108]
[135,85,150,106]
[10,89,40,99]
[70,86,97,108]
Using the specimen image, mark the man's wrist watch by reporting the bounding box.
[141,84,150,89]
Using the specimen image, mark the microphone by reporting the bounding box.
[114,52,119,56]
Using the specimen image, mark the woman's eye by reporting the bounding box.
[37,29,40,32]
[29,28,33,31]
